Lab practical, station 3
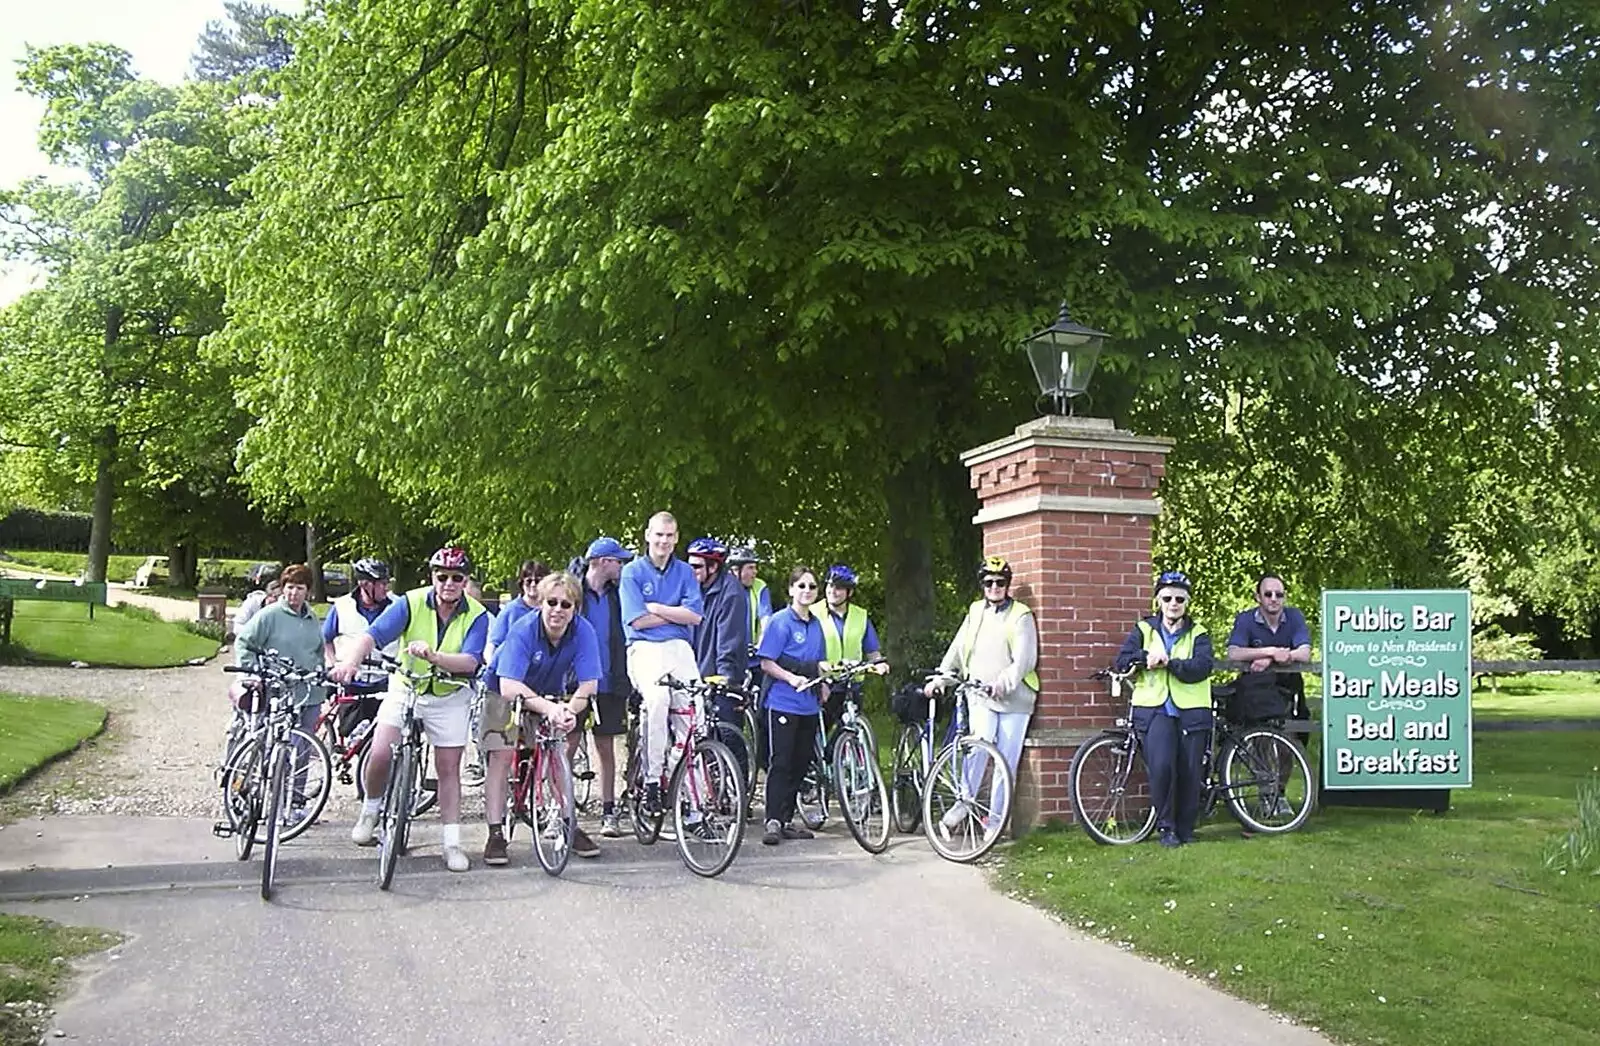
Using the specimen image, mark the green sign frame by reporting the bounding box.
[1320,589,1473,790]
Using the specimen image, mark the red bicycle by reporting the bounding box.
[313,683,380,793]
[506,709,577,877]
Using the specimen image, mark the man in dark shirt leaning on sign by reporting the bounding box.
[1226,571,1313,741]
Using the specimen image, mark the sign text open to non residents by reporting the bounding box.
[1320,590,1472,790]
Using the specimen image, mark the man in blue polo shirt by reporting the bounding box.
[1226,572,1312,817]
[578,536,633,837]
[620,511,704,814]
[480,571,602,865]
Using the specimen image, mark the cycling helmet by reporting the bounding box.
[978,555,1013,584]
[352,557,391,582]
[825,563,857,589]
[727,546,759,567]
[686,537,728,564]
[428,546,473,575]
[1154,569,1191,594]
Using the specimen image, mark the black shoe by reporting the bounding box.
[781,822,814,840]
[644,782,662,815]
[1158,829,1182,848]
[762,819,782,846]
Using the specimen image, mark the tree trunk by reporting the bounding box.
[167,543,195,589]
[306,521,324,602]
[883,448,938,674]
[85,426,118,584]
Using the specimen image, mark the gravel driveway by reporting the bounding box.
[0,661,234,818]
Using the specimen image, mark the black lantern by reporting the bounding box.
[1023,303,1108,415]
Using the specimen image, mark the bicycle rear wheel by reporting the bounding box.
[922,736,1013,863]
[1221,727,1316,834]
[834,731,890,854]
[261,744,291,900]
[1069,731,1156,845]
[378,744,415,891]
[571,734,594,814]
[797,733,830,831]
[740,705,762,798]
[220,736,265,859]
[507,749,535,843]
[627,724,664,845]
[532,744,576,877]
[412,738,438,818]
[889,724,924,834]
[670,738,745,878]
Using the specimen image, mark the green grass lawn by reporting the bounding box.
[2,602,218,667]
[0,693,106,791]
[1004,730,1600,1046]
[0,914,119,1046]
[1473,672,1600,720]
[0,550,260,584]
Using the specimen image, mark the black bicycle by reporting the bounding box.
[1068,659,1317,844]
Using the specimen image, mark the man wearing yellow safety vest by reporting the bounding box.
[331,546,490,872]
[926,556,1039,840]
[1112,569,1216,848]
[818,563,889,720]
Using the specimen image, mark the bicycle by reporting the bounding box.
[915,673,1015,863]
[313,681,381,794]
[791,660,890,853]
[1068,658,1317,845]
[214,649,333,900]
[623,675,747,877]
[505,703,578,877]
[367,654,472,890]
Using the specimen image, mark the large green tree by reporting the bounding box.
[0,45,254,583]
[218,0,1599,655]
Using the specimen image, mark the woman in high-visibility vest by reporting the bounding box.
[1112,570,1215,848]
[926,556,1040,840]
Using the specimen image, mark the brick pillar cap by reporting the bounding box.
[961,415,1174,469]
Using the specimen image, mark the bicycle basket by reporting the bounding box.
[890,683,928,725]
[229,678,267,714]
[1223,672,1289,723]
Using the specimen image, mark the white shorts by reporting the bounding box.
[376,685,472,749]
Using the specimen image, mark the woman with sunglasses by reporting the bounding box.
[1113,570,1215,848]
[755,566,827,846]
[483,559,551,664]
[480,571,602,865]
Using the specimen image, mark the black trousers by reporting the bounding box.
[764,707,818,826]
[1133,706,1212,840]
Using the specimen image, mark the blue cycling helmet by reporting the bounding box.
[686,537,728,565]
[1155,570,1191,594]
[826,563,858,589]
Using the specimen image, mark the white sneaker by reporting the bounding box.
[350,810,378,846]
[939,800,970,832]
[443,845,470,872]
[1271,797,1294,819]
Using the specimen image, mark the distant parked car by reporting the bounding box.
[245,562,281,589]
[322,567,352,597]
[132,555,169,589]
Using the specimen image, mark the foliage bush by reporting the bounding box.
[0,509,96,553]
[1543,775,1600,877]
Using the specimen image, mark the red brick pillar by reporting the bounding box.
[960,416,1172,830]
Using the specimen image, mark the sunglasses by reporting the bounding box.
[793,581,817,590]
[982,579,1009,588]
[688,562,708,572]
[1261,590,1286,599]
[433,573,466,584]
[544,598,574,610]
[1158,594,1188,604]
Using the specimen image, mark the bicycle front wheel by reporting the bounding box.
[669,738,745,878]
[412,738,438,818]
[281,728,331,841]
[889,724,924,834]
[1069,731,1156,845]
[922,737,1013,863]
[833,731,890,854]
[532,744,576,877]
[1221,727,1316,834]
[378,744,415,891]
[261,744,291,900]
[571,735,594,814]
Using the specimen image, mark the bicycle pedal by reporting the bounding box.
[211,823,235,838]
[575,771,595,781]
[422,778,439,792]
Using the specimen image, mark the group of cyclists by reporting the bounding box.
[230,508,1312,873]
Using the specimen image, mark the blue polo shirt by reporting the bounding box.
[581,584,618,684]
[1227,607,1311,652]
[486,612,601,694]
[320,595,392,642]
[620,555,704,645]
[367,590,490,667]
[489,597,539,650]
[757,608,825,716]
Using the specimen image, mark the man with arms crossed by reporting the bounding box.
[620,512,704,814]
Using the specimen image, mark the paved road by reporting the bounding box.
[8,832,1325,1046]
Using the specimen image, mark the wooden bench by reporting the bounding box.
[0,577,110,646]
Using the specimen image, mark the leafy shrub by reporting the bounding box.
[1543,774,1600,876]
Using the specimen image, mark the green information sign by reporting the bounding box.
[1320,589,1473,790]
